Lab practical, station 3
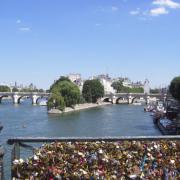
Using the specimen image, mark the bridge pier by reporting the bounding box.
[128,95,133,104]
[13,94,20,104]
[145,95,150,105]
[112,96,117,104]
[32,94,40,105]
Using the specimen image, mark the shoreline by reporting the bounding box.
[48,102,112,114]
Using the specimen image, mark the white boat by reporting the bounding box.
[38,100,47,106]
[133,102,142,105]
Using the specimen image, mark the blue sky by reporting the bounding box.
[0,0,180,89]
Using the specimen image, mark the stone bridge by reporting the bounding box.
[0,92,50,105]
[0,92,169,105]
[101,93,169,104]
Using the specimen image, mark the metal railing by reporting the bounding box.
[6,136,180,179]
[7,136,180,162]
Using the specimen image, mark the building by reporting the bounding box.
[68,73,81,83]
[92,74,116,94]
[67,73,84,92]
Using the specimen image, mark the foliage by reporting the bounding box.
[38,89,44,93]
[79,95,86,104]
[111,81,123,93]
[49,76,80,108]
[12,87,19,92]
[82,80,104,103]
[111,81,144,93]
[169,76,180,101]
[47,93,65,111]
[150,89,160,94]
[58,81,80,107]
[50,76,71,91]
[19,88,45,93]
[0,85,11,92]
[129,87,144,93]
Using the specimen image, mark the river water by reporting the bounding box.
[0,100,161,179]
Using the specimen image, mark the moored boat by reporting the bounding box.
[157,118,177,135]
[38,100,47,106]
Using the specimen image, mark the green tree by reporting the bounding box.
[150,88,160,94]
[0,85,11,92]
[49,76,80,108]
[111,81,123,93]
[169,76,180,101]
[58,81,80,107]
[12,87,19,92]
[47,93,65,111]
[129,87,144,93]
[82,80,104,103]
[50,76,71,91]
[38,89,44,93]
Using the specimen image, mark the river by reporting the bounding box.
[0,100,161,179]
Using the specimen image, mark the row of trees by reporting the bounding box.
[0,86,45,93]
[47,77,104,111]
[0,85,11,92]
[111,80,144,93]
[12,87,45,93]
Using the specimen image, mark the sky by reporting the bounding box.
[0,0,180,89]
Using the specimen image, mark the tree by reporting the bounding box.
[12,87,19,92]
[50,76,71,91]
[111,81,123,93]
[169,76,180,101]
[150,88,160,94]
[49,76,80,108]
[82,80,104,103]
[0,85,11,92]
[112,81,144,93]
[58,81,80,107]
[47,93,65,111]
[129,87,144,93]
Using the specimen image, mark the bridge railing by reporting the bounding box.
[7,136,180,161]
[7,136,180,179]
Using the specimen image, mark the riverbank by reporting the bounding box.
[48,102,112,114]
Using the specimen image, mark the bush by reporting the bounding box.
[169,76,180,101]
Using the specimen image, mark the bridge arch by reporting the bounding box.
[102,97,112,103]
[116,97,128,104]
[17,96,30,104]
[36,96,48,104]
[0,95,12,103]
[131,96,145,104]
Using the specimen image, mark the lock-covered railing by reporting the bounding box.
[7,136,180,179]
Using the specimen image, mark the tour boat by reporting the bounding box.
[38,100,47,106]
[133,100,142,105]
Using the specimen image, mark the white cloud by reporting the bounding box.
[16,19,21,24]
[130,8,140,15]
[150,7,169,16]
[19,27,31,32]
[152,0,180,9]
[111,6,119,12]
